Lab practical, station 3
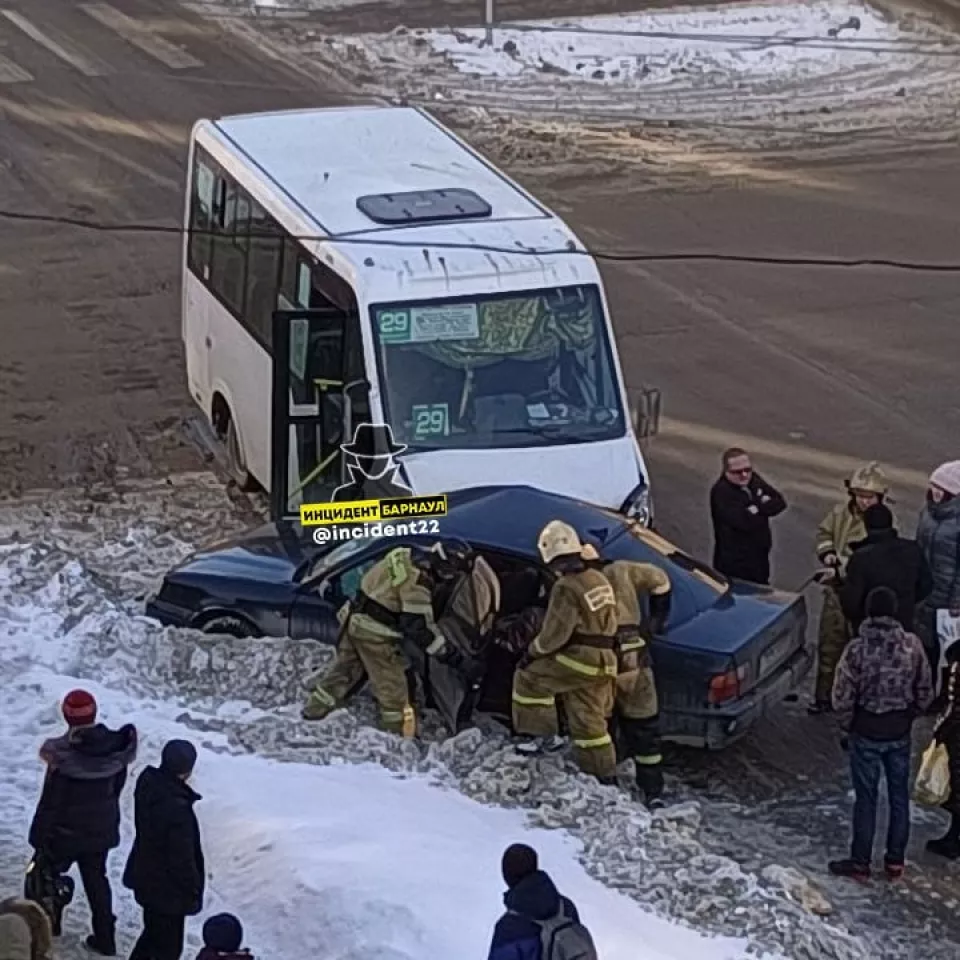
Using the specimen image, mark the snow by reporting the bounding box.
[423,4,908,82]
[0,475,876,959]
[285,1,960,166]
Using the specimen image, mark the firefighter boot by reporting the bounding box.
[302,688,338,721]
[515,735,566,756]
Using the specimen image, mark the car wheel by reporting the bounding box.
[225,418,256,492]
[200,614,256,639]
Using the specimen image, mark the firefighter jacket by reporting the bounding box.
[816,502,867,571]
[446,554,500,637]
[347,547,444,653]
[529,568,618,677]
[603,561,670,628]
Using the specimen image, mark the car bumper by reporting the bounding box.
[143,596,192,628]
[663,641,814,750]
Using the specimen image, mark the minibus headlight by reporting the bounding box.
[621,485,653,526]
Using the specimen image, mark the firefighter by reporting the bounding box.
[809,461,892,714]
[512,521,619,782]
[301,541,471,733]
[582,543,671,808]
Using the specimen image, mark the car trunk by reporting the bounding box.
[732,595,808,697]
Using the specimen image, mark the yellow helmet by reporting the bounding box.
[538,520,582,564]
[847,461,889,496]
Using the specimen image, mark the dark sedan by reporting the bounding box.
[146,485,811,749]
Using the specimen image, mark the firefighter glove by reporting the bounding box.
[649,590,672,635]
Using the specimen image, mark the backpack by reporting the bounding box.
[532,908,598,960]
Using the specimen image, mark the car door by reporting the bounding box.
[287,542,483,733]
[287,549,383,644]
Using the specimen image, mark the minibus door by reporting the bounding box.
[270,307,352,521]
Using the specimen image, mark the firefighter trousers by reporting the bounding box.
[815,586,851,704]
[308,625,416,736]
[512,656,616,779]
[614,662,663,800]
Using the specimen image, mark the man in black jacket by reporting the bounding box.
[124,740,205,960]
[709,447,787,585]
[28,689,137,956]
[841,503,933,634]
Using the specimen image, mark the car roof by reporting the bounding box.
[434,486,732,602]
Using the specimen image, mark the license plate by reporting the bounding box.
[760,632,795,676]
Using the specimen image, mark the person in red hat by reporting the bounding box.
[28,689,137,956]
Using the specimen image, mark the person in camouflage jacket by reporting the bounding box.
[829,587,932,881]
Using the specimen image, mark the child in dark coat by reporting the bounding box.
[196,914,253,960]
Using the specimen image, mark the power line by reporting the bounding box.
[2,206,960,272]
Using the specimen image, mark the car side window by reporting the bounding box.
[331,556,379,603]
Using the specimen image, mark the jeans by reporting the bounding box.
[849,735,911,867]
[128,910,186,960]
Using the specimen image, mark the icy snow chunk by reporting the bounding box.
[761,865,833,917]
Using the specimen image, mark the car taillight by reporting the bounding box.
[708,664,749,704]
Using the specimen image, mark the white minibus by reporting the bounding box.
[182,105,660,521]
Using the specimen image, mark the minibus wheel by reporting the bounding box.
[225,418,256,492]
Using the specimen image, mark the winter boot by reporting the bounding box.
[85,934,117,957]
[807,699,833,716]
[301,689,337,721]
[926,815,960,860]
[926,837,960,860]
[636,763,665,808]
[827,859,870,882]
[883,859,905,881]
[515,735,565,757]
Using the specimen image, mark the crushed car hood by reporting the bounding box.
[170,522,313,586]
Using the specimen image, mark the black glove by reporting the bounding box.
[516,650,536,671]
[649,591,672,636]
[433,641,463,668]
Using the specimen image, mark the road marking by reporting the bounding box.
[1,10,108,77]
[0,51,31,83]
[80,3,202,70]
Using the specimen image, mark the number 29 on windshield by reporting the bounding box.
[412,403,449,439]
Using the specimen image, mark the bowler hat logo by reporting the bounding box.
[331,423,413,502]
[340,423,407,460]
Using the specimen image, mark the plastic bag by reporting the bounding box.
[913,741,951,807]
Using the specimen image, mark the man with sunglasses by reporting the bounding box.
[710,447,787,586]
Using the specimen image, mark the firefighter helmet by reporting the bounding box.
[537,520,583,564]
[847,461,889,496]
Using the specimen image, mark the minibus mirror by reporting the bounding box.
[628,387,662,440]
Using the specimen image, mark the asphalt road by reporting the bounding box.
[0,0,958,950]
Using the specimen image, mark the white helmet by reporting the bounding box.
[538,520,582,564]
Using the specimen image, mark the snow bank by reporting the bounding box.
[0,476,875,959]
[292,1,960,162]
[423,4,910,83]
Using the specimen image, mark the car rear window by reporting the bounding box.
[590,512,729,600]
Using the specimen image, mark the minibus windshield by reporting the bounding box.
[370,284,625,451]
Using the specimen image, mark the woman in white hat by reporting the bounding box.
[915,461,960,677]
